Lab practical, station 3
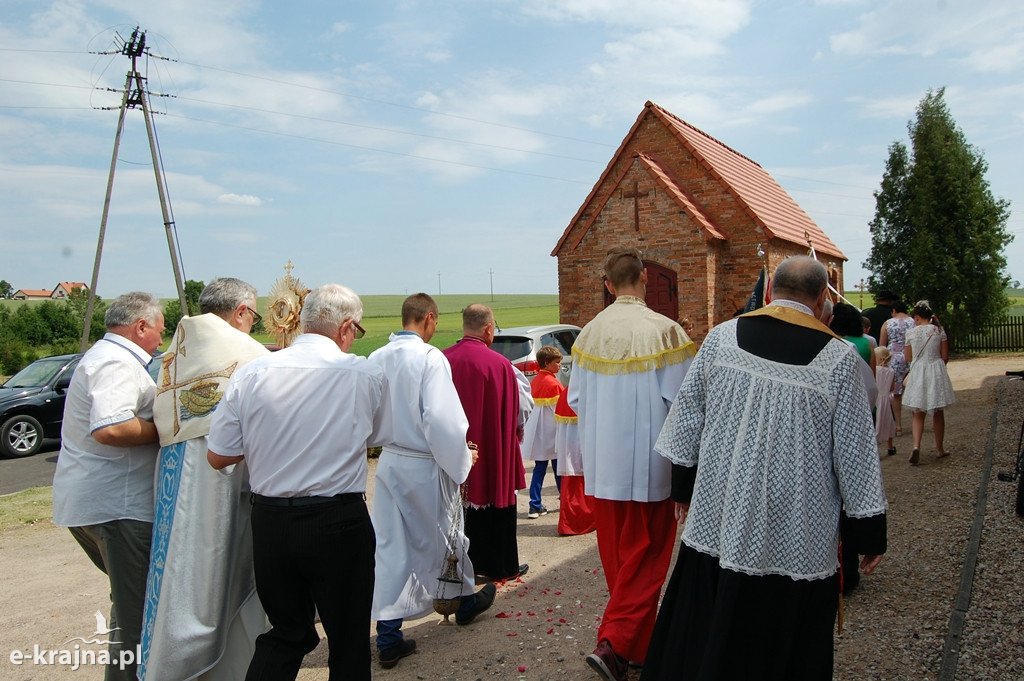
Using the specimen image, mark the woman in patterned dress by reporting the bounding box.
[880,300,915,435]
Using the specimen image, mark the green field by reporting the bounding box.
[254,294,558,356]
[0,294,558,362]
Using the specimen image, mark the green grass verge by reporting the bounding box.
[0,487,53,533]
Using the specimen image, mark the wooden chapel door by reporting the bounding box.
[603,260,678,321]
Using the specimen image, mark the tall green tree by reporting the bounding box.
[0,280,12,299]
[864,88,1012,341]
[162,279,205,333]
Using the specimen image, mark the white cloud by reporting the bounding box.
[519,0,750,33]
[960,43,1024,74]
[747,92,815,115]
[828,1,1024,71]
[217,193,262,206]
[846,94,920,121]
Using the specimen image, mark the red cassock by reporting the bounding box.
[554,388,596,536]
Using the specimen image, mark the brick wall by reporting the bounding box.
[555,113,844,344]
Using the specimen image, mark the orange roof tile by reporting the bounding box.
[648,102,845,260]
[55,282,88,293]
[553,102,845,261]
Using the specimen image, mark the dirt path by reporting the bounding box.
[2,354,1023,679]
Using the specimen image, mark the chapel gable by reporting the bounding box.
[552,101,846,343]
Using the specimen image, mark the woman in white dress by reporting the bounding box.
[902,300,955,464]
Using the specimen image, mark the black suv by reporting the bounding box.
[0,353,81,458]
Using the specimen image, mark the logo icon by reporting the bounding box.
[63,611,121,645]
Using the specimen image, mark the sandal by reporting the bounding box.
[936,451,951,459]
[887,448,897,457]
[909,448,920,465]
[896,428,903,437]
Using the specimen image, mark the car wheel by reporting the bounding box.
[1,414,44,458]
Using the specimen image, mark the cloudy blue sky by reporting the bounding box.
[2,0,1022,302]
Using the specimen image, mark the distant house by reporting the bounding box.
[11,282,88,301]
[50,282,88,300]
[12,289,51,300]
[551,101,846,343]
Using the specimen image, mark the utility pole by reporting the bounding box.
[437,272,442,296]
[80,27,188,351]
[489,268,494,302]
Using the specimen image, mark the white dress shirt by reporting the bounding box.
[53,333,158,526]
[208,333,392,498]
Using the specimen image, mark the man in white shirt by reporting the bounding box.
[368,293,495,670]
[208,283,391,681]
[52,291,165,681]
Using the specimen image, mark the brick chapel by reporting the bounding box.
[551,101,846,344]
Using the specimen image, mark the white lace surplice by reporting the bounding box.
[655,320,888,581]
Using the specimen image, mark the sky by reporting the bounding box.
[1,0,1023,304]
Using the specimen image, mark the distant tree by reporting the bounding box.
[864,88,1012,343]
[36,301,80,343]
[7,305,50,345]
[0,280,12,299]
[163,279,205,334]
[65,289,106,343]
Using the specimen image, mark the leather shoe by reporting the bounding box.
[379,638,416,669]
[456,582,496,625]
[515,563,529,578]
[586,639,628,681]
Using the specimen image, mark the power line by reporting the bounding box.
[159,110,594,184]
[172,94,606,164]
[172,58,615,148]
[0,77,608,167]
[773,171,877,192]
[0,47,85,54]
[4,47,610,148]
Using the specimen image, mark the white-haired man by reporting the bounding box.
[208,283,392,681]
[140,277,269,681]
[53,291,165,681]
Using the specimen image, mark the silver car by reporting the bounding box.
[491,324,581,385]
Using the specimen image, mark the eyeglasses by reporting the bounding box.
[246,306,263,326]
[352,320,366,339]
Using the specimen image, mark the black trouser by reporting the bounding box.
[246,495,375,681]
[464,504,520,580]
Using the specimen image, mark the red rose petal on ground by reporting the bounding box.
[507,632,517,637]
[495,612,511,618]
[518,666,527,672]
[547,628,554,634]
